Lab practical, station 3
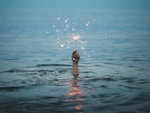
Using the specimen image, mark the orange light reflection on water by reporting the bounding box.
[69,86,82,96]
[66,77,85,112]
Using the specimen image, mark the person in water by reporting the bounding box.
[72,50,80,76]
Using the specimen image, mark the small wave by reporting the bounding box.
[2,69,55,73]
[136,79,148,84]
[132,59,150,62]
[0,86,24,91]
[119,84,141,89]
[82,71,91,73]
[3,58,19,61]
[87,77,117,82]
[36,64,72,67]
[120,92,150,107]
[2,69,27,73]
[120,77,136,83]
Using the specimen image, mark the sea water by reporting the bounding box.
[0,8,150,113]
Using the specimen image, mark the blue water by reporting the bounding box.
[0,9,150,113]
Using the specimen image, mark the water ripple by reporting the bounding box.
[36,64,72,67]
[0,86,25,91]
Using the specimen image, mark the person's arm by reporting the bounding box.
[72,50,80,76]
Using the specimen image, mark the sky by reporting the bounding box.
[0,0,150,9]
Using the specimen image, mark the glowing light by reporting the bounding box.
[81,47,85,50]
[49,17,95,58]
[64,19,69,23]
[57,17,60,21]
[84,40,87,43]
[75,105,84,110]
[66,78,85,112]
[72,58,75,61]
[72,27,76,31]
[57,37,60,40]
[86,21,90,26]
[69,87,82,96]
[66,24,69,28]
[61,44,64,48]
[55,29,59,32]
[84,51,87,54]
[72,35,80,41]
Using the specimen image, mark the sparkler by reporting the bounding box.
[46,17,96,58]
[72,34,80,50]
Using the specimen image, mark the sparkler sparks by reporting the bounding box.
[72,34,80,49]
[72,35,80,41]
[46,17,96,58]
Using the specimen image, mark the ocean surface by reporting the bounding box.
[0,8,150,113]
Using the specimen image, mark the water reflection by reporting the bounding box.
[66,76,85,113]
